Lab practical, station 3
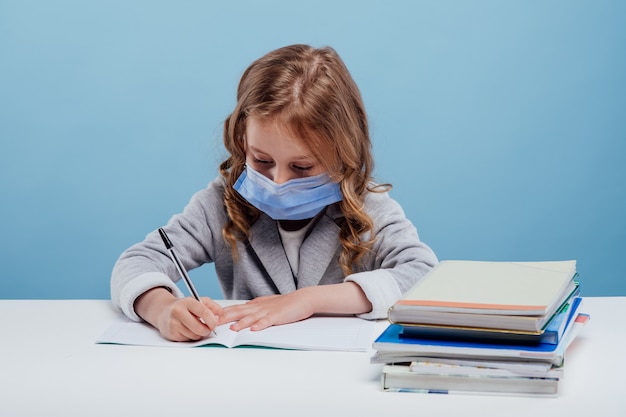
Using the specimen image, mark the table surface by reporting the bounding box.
[1,297,624,417]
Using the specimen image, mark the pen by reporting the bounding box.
[158,227,216,335]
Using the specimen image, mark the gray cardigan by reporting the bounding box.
[111,177,438,321]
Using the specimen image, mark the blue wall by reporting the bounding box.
[1,1,624,299]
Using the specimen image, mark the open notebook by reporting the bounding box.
[97,313,376,352]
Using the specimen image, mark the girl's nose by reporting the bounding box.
[272,167,293,184]
[273,169,291,184]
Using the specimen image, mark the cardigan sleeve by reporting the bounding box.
[344,190,438,319]
[110,177,229,321]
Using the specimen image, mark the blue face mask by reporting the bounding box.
[233,165,343,221]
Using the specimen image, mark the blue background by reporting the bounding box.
[1,1,624,300]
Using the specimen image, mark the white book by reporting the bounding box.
[97,313,375,352]
[409,359,563,379]
[389,260,577,332]
[393,260,576,315]
[382,364,559,396]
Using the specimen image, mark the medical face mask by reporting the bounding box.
[233,165,343,221]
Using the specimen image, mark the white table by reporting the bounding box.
[1,297,624,416]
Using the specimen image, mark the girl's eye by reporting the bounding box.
[254,158,273,165]
[293,165,313,172]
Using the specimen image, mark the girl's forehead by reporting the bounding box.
[246,115,299,136]
[245,118,312,155]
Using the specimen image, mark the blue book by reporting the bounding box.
[540,296,582,345]
[373,305,584,366]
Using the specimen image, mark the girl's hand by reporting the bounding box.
[218,290,315,332]
[135,287,222,341]
[155,296,222,341]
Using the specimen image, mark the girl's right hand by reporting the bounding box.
[156,296,221,341]
[135,287,221,342]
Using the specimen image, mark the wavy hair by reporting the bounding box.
[219,44,388,276]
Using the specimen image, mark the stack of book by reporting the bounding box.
[372,260,589,396]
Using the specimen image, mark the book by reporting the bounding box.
[389,260,578,331]
[398,295,583,344]
[372,312,588,366]
[97,313,375,352]
[538,296,583,345]
[408,359,564,379]
[393,260,576,314]
[381,363,559,395]
[390,281,578,332]
[406,357,559,377]
[371,312,590,366]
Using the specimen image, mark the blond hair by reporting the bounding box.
[219,44,388,276]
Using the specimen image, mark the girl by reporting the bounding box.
[111,44,437,341]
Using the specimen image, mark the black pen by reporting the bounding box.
[158,227,216,335]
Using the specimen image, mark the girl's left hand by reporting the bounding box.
[218,290,314,331]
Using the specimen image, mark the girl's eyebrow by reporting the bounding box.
[248,145,314,161]
[248,145,271,157]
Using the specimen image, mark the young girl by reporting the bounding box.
[111,44,438,341]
